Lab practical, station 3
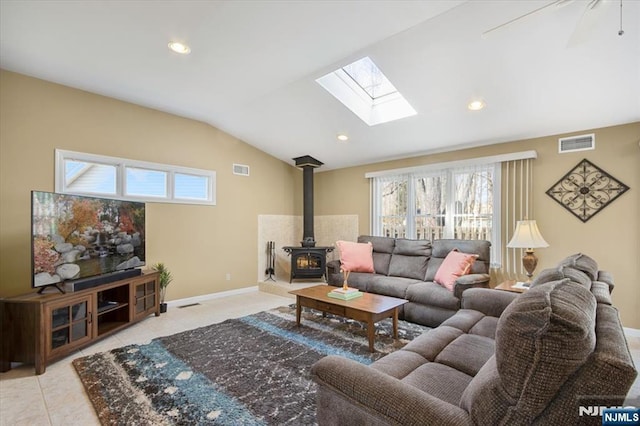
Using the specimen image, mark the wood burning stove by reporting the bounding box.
[283,155,334,283]
[283,246,333,282]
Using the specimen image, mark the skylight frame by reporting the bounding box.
[341,56,398,100]
[316,56,416,126]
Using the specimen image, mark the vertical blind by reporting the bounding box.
[495,158,534,282]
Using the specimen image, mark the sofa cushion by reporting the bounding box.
[345,271,371,292]
[404,303,458,328]
[371,253,392,276]
[461,288,517,319]
[367,275,419,299]
[358,235,395,253]
[441,309,499,339]
[405,282,460,311]
[372,349,430,380]
[387,239,431,280]
[393,238,432,256]
[591,281,612,305]
[434,250,478,291]
[425,257,444,282]
[401,325,464,362]
[402,362,473,406]
[494,279,596,418]
[596,270,614,291]
[531,265,591,289]
[431,239,491,274]
[336,240,374,273]
[459,356,503,419]
[388,254,429,281]
[558,252,599,280]
[358,235,395,275]
[435,334,495,377]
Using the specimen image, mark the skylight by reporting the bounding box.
[316,56,416,126]
[341,57,397,100]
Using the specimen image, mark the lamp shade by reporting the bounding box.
[507,220,549,249]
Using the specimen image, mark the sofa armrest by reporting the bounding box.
[461,287,518,317]
[596,270,614,293]
[311,355,472,426]
[326,260,344,286]
[326,259,342,274]
[453,273,490,299]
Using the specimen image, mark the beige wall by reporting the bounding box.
[315,122,640,329]
[2,70,638,328]
[0,70,297,301]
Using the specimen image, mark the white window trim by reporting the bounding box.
[55,149,216,205]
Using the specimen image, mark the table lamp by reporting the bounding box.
[507,219,549,283]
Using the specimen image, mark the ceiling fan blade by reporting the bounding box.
[482,0,573,38]
[567,0,611,46]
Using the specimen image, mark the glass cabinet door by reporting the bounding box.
[47,297,92,355]
[134,280,157,318]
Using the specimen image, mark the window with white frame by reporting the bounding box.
[55,149,216,205]
[371,163,500,265]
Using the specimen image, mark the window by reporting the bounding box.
[63,159,117,195]
[55,150,216,205]
[316,56,416,126]
[369,151,539,269]
[372,164,500,265]
[341,56,398,100]
[174,173,209,200]
[125,167,167,198]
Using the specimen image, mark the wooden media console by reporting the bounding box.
[0,271,160,375]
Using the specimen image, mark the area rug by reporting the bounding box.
[73,305,429,425]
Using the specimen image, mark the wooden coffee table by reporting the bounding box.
[289,285,408,352]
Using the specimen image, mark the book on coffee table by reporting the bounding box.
[328,288,363,300]
[331,287,359,294]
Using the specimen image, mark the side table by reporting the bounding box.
[494,279,529,293]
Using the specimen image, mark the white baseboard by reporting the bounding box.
[624,327,640,338]
[166,285,259,308]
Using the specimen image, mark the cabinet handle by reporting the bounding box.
[88,312,92,324]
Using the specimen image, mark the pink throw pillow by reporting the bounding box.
[336,240,375,273]
[434,249,478,291]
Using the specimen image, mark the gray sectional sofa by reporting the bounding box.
[312,253,638,425]
[327,236,491,327]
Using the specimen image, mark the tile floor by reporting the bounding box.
[0,290,293,426]
[1,287,639,425]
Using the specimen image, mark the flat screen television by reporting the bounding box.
[31,191,145,290]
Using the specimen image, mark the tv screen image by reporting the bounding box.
[32,191,146,288]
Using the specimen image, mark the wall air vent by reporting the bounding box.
[233,164,250,176]
[558,134,595,153]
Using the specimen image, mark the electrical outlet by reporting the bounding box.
[226,273,231,281]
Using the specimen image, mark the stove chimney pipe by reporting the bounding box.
[293,155,323,247]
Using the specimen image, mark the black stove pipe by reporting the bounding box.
[293,155,323,247]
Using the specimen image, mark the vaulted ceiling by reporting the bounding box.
[1,1,638,170]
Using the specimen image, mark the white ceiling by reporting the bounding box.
[1,1,639,170]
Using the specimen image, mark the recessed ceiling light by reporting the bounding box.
[468,100,486,111]
[168,41,191,55]
[337,134,349,142]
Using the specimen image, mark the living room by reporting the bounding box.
[1,1,639,424]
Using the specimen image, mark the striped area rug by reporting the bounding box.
[73,305,429,425]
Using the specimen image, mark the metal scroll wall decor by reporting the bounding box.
[546,158,629,223]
